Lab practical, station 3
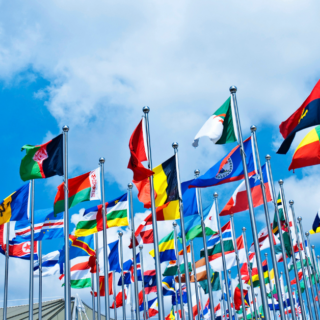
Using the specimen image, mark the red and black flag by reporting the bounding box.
[20,134,63,181]
[277,80,320,154]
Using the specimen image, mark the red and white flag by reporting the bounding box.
[148,299,159,318]
[129,213,154,248]
[249,225,280,252]
[111,288,127,308]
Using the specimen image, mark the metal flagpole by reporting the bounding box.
[266,155,298,318]
[307,240,320,305]
[278,181,301,320]
[130,284,134,320]
[92,273,96,320]
[198,284,204,320]
[95,233,101,320]
[172,142,193,320]
[213,193,232,320]
[190,240,201,320]
[264,253,276,320]
[128,183,140,320]
[194,169,215,320]
[312,246,320,288]
[229,86,270,320]
[228,270,236,319]
[63,125,71,320]
[230,215,246,318]
[251,127,286,320]
[173,221,185,320]
[280,272,289,320]
[28,179,35,320]
[304,232,320,319]
[112,271,117,320]
[242,227,259,320]
[174,284,179,320]
[219,273,227,320]
[248,288,254,320]
[118,231,126,320]
[289,200,309,320]
[39,240,42,320]
[3,222,10,320]
[297,219,318,320]
[139,245,149,320]
[99,158,111,320]
[142,106,165,320]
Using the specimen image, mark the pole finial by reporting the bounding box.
[214,192,218,198]
[99,157,105,164]
[228,270,231,274]
[229,86,237,93]
[312,245,315,249]
[289,200,294,205]
[172,142,179,149]
[139,245,143,250]
[242,227,246,231]
[250,125,257,132]
[265,252,268,257]
[173,221,177,227]
[317,255,320,259]
[297,216,302,222]
[128,183,133,189]
[278,179,284,185]
[118,231,123,237]
[194,169,200,176]
[63,125,69,132]
[306,232,310,237]
[142,106,150,113]
[265,154,271,160]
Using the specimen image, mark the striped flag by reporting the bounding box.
[129,213,153,248]
[190,258,207,282]
[163,245,191,276]
[149,231,176,263]
[148,298,159,318]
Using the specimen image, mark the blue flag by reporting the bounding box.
[108,240,121,273]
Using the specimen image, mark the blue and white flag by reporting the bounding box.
[34,250,60,277]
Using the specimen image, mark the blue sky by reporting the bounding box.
[1,0,320,317]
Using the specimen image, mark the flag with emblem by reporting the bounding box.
[20,134,64,181]
[192,97,237,147]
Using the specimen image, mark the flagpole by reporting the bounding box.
[99,158,111,320]
[112,271,117,320]
[219,273,227,320]
[280,272,289,320]
[289,200,309,320]
[230,215,246,318]
[3,222,10,320]
[297,219,317,320]
[229,87,270,319]
[142,106,165,320]
[92,273,96,320]
[28,179,35,320]
[214,193,233,319]
[250,128,286,320]
[173,221,185,320]
[307,240,320,305]
[278,181,302,320]
[139,245,149,320]
[198,284,204,319]
[174,282,179,320]
[304,231,320,319]
[39,240,42,320]
[95,233,101,320]
[130,283,134,320]
[190,240,201,320]
[242,227,259,320]
[194,169,215,320]
[128,183,140,320]
[172,142,194,320]
[264,253,276,320]
[118,231,126,320]
[62,125,71,319]
[228,270,237,318]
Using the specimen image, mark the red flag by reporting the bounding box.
[111,288,127,308]
[129,213,154,248]
[128,119,154,182]
[91,273,113,297]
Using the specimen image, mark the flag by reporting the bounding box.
[91,273,113,297]
[129,212,153,248]
[262,260,269,284]
[277,80,320,154]
[191,294,202,320]
[203,298,211,320]
[69,235,95,256]
[199,271,221,293]
[249,225,280,252]
[310,211,320,234]
[149,231,176,263]
[107,240,121,273]
[189,137,254,188]
[111,288,127,308]
[190,258,207,282]
[172,285,188,306]
[289,125,320,171]
[128,119,154,182]
[181,179,199,217]
[34,250,60,277]
[192,97,237,147]
[144,270,157,294]
[164,245,192,276]
[140,296,157,312]
[220,164,272,216]
[118,272,132,285]
[75,193,128,237]
[54,167,101,215]
[148,298,159,318]
[165,307,175,320]
[20,134,63,181]
[13,208,63,242]
[162,276,176,296]
[272,192,287,236]
[0,183,30,225]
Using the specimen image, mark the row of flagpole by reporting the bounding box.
[5,85,320,320]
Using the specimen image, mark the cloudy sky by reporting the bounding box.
[1,0,320,317]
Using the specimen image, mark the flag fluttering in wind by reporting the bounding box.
[0,183,30,226]
[165,307,175,320]
[111,288,127,308]
[75,193,128,237]
[310,211,320,234]
[148,298,159,318]
[192,97,237,147]
[54,167,101,215]
[277,80,320,154]
[34,250,60,277]
[189,137,254,188]
[20,134,63,181]
[143,270,157,294]
[162,276,176,296]
[190,257,207,282]
[164,245,191,276]
[149,231,176,263]
[129,212,154,248]
[91,273,113,297]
